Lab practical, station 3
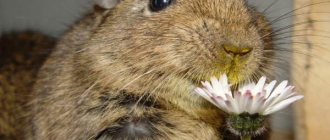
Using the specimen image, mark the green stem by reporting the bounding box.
[241,135,252,140]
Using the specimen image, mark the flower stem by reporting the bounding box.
[241,135,251,140]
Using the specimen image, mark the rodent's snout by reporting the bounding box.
[176,18,263,83]
[223,44,253,57]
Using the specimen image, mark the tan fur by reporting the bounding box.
[28,0,274,139]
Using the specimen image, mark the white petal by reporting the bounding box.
[248,97,257,114]
[194,88,213,102]
[242,92,253,114]
[269,80,288,98]
[255,97,267,113]
[251,96,265,114]
[252,76,266,95]
[219,75,231,95]
[219,74,228,85]
[226,94,240,114]
[264,93,279,106]
[269,86,295,107]
[249,92,264,114]
[264,80,277,97]
[201,81,214,94]
[239,83,255,93]
[241,91,252,112]
[211,96,228,111]
[210,77,222,94]
[264,95,304,115]
[235,92,244,112]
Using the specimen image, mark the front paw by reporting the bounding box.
[95,116,161,140]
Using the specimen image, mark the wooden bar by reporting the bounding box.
[293,0,330,139]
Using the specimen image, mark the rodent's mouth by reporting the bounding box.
[190,60,256,87]
[190,69,252,87]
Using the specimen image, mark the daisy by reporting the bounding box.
[194,75,303,116]
[194,75,303,139]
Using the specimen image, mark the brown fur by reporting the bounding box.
[1,0,274,139]
[0,32,56,139]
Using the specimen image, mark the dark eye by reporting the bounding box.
[149,0,173,12]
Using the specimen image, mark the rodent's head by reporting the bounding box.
[88,0,273,85]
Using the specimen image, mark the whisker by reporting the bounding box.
[261,0,281,14]
[264,1,330,27]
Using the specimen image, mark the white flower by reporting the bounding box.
[194,75,303,115]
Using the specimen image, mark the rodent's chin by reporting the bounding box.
[190,69,254,86]
[226,71,251,85]
[190,63,257,86]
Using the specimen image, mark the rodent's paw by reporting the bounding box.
[95,117,160,140]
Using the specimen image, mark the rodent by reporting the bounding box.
[19,0,273,139]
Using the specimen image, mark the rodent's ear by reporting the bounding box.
[94,0,120,9]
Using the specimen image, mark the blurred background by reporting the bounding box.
[0,0,329,139]
[0,0,93,37]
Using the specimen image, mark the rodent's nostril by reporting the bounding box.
[223,44,253,56]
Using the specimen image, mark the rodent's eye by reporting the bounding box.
[149,0,173,12]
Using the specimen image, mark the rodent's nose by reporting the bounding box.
[223,44,253,56]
